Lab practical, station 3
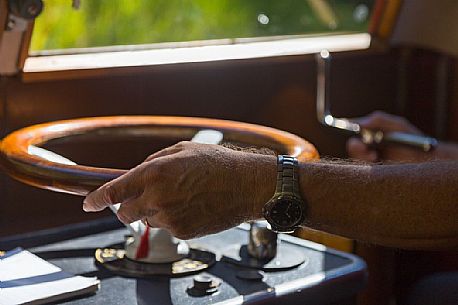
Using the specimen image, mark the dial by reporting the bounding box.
[268,197,303,228]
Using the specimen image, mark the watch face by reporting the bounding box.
[266,196,303,230]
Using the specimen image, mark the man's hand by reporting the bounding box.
[346,111,433,162]
[83,141,276,239]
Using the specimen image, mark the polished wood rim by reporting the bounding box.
[0,116,318,196]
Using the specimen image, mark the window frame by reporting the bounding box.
[3,0,406,81]
[22,33,371,82]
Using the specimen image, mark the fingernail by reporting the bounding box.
[82,192,96,211]
[82,203,92,212]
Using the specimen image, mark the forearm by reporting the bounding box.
[295,160,458,250]
[83,141,457,247]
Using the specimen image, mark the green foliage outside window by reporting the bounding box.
[31,0,374,52]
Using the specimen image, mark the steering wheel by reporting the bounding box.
[0,116,318,196]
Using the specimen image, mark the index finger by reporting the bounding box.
[83,164,147,212]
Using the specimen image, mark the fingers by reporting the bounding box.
[144,145,181,162]
[351,111,421,134]
[83,165,148,212]
[143,211,169,229]
[144,141,191,162]
[347,137,378,162]
[83,145,182,213]
[116,195,156,224]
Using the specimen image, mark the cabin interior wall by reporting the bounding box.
[0,48,455,305]
[448,57,458,140]
[0,51,398,236]
[0,76,7,236]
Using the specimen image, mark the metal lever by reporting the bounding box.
[316,50,437,152]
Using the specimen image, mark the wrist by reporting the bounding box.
[262,155,306,233]
[252,154,277,219]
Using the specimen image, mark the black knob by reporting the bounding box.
[187,274,221,297]
[9,0,43,20]
[193,275,213,290]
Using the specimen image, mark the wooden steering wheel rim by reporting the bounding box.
[0,116,318,196]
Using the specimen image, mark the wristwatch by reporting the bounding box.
[263,155,306,233]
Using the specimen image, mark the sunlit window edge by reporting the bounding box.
[29,32,362,56]
[24,33,371,74]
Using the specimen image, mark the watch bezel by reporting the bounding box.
[263,193,305,234]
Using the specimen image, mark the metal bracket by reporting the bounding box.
[6,14,27,31]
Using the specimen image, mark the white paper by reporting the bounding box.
[0,249,99,305]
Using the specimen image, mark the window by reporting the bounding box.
[31,0,374,53]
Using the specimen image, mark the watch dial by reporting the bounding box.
[269,198,302,227]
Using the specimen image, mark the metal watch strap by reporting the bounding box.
[275,155,299,195]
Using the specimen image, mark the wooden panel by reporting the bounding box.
[391,0,458,57]
[0,0,7,44]
[448,58,458,141]
[0,72,7,235]
[403,49,443,136]
[18,21,34,70]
